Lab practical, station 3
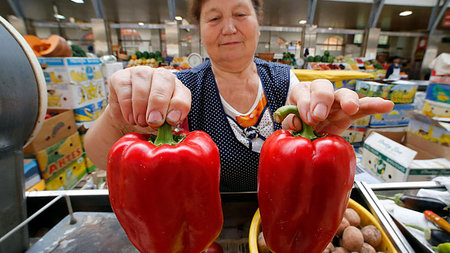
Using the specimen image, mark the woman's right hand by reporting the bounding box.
[108,66,192,133]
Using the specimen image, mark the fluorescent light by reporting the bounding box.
[399,10,412,16]
[138,22,144,26]
[71,0,84,3]
[54,14,66,20]
[299,20,307,24]
[175,16,183,21]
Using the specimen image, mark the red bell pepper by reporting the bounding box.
[258,105,356,253]
[107,123,223,253]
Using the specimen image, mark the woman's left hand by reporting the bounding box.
[282,79,394,135]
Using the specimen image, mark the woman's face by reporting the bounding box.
[199,0,260,66]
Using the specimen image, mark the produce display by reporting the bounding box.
[24,34,72,57]
[127,50,164,67]
[107,123,223,253]
[377,193,449,217]
[253,199,393,253]
[258,105,356,253]
[378,192,450,252]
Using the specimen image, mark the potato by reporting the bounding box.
[360,242,376,253]
[336,217,350,237]
[361,225,382,248]
[333,247,350,253]
[344,208,360,227]
[323,242,335,253]
[257,232,271,253]
[341,226,364,252]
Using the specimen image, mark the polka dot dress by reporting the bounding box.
[176,58,290,192]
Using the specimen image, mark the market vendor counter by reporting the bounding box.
[20,181,445,253]
[292,69,374,89]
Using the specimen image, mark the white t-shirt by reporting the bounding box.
[219,70,301,152]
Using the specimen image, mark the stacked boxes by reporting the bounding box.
[38,57,110,179]
[340,116,370,147]
[356,80,417,127]
[423,71,450,118]
[23,110,87,190]
[361,66,450,183]
[39,57,107,128]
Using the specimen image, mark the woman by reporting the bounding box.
[84,0,394,191]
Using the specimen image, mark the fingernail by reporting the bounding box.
[128,114,135,124]
[138,114,147,126]
[313,103,327,120]
[351,99,360,111]
[167,110,181,123]
[307,112,313,124]
[147,111,163,124]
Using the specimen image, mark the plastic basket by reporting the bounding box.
[249,198,397,253]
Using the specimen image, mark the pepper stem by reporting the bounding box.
[152,122,184,146]
[273,105,323,140]
[404,224,431,240]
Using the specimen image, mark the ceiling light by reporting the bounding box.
[328,27,333,30]
[54,14,66,20]
[299,20,307,24]
[71,0,84,3]
[138,22,144,26]
[399,11,412,16]
[175,16,183,21]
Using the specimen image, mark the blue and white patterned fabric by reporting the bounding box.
[176,57,290,191]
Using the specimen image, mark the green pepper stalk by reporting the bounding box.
[149,122,185,146]
[405,224,450,247]
[272,105,325,141]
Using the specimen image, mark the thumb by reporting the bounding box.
[281,114,303,131]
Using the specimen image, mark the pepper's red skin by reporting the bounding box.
[107,132,223,253]
[258,130,356,253]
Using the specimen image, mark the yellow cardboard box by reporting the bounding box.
[35,132,83,179]
[45,156,87,190]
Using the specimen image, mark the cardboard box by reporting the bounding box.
[45,156,87,190]
[356,80,418,104]
[340,126,366,145]
[23,110,77,154]
[423,99,450,118]
[83,153,96,173]
[39,58,70,85]
[73,99,107,128]
[35,132,84,179]
[40,57,107,109]
[84,58,104,81]
[425,83,450,104]
[362,131,450,182]
[26,179,45,192]
[408,111,450,145]
[24,159,41,190]
[353,115,371,127]
[334,79,357,90]
[370,103,414,127]
[47,80,107,109]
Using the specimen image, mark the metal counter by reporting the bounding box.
[17,182,437,252]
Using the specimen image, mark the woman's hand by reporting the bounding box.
[108,66,191,133]
[282,79,394,135]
